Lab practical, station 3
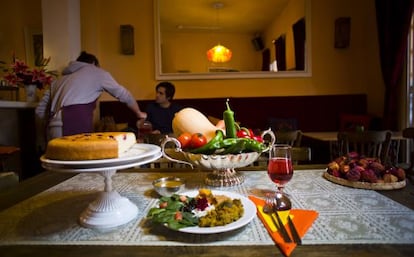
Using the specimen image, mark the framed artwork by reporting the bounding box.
[24,27,44,67]
[334,17,351,49]
[120,25,135,55]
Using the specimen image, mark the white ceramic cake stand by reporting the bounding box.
[41,144,161,229]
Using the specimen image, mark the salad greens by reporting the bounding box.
[147,194,200,230]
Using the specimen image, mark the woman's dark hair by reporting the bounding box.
[156,81,175,100]
[76,51,99,67]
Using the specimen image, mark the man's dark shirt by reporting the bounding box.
[146,102,183,134]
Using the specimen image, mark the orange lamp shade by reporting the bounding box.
[206,44,232,63]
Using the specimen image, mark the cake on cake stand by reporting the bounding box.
[41,144,161,229]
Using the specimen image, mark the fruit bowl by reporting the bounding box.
[161,129,275,187]
[325,153,407,190]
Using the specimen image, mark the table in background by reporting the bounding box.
[0,100,42,180]
[302,131,407,163]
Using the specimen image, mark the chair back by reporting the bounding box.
[275,130,302,147]
[337,130,392,163]
[402,127,414,173]
[291,146,311,163]
[268,117,298,131]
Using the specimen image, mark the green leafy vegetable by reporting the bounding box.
[147,194,200,230]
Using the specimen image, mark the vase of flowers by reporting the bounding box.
[24,84,37,102]
[1,54,57,102]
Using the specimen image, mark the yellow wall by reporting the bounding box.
[0,0,42,61]
[0,0,384,118]
[264,0,305,70]
[162,31,261,73]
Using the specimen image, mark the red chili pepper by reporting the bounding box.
[253,135,264,142]
[237,129,250,138]
[237,127,252,138]
[246,128,263,142]
[248,129,255,138]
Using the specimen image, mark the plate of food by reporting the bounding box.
[147,189,256,234]
[325,153,406,190]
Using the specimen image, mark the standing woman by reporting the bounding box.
[36,51,146,141]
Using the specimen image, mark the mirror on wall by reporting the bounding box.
[154,0,311,80]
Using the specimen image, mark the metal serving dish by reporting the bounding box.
[161,129,275,187]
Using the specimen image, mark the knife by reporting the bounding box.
[272,211,292,243]
[287,215,302,245]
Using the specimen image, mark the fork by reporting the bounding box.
[263,193,292,243]
[263,192,274,214]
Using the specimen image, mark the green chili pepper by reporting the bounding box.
[221,140,246,154]
[241,138,266,152]
[223,99,237,138]
[189,130,224,154]
[219,138,239,148]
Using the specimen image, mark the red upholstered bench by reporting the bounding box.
[99,94,368,133]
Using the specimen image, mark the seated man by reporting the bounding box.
[144,81,183,134]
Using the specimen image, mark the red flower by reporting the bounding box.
[1,55,57,90]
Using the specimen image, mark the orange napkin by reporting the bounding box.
[248,195,318,257]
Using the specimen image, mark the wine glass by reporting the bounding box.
[137,120,152,143]
[267,144,293,211]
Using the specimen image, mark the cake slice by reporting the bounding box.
[45,132,137,161]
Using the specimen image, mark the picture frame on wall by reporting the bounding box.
[334,17,351,49]
[120,25,135,55]
[24,27,44,67]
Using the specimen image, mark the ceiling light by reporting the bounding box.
[206,2,232,63]
[206,44,232,63]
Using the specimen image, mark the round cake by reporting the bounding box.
[45,132,137,161]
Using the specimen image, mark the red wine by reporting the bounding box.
[267,157,293,185]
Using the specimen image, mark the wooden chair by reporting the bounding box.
[0,146,20,191]
[253,130,306,166]
[268,117,298,131]
[291,146,312,164]
[275,130,303,147]
[253,146,311,167]
[0,146,20,173]
[401,127,414,181]
[337,130,392,164]
[0,172,19,192]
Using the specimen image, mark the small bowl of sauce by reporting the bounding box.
[152,177,185,197]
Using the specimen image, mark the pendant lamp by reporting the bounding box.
[206,2,232,63]
[206,44,232,63]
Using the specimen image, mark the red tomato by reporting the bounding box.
[174,211,183,221]
[177,132,192,149]
[190,133,207,148]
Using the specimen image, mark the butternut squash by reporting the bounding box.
[172,108,221,141]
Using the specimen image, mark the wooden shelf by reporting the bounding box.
[0,86,19,101]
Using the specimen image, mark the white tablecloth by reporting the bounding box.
[0,169,413,246]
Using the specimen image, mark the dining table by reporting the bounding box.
[302,131,408,163]
[0,164,413,257]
